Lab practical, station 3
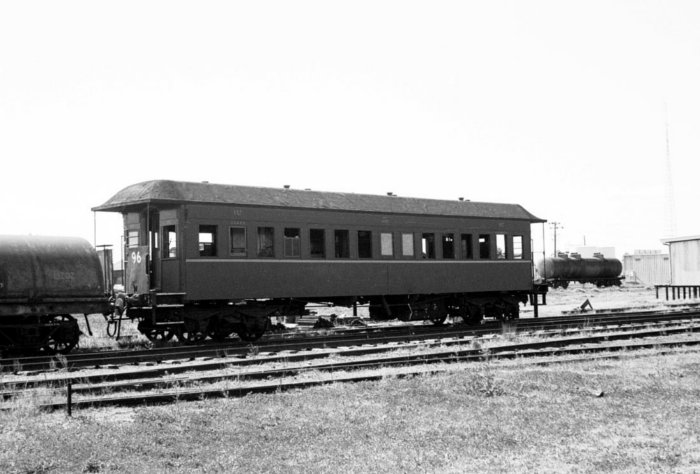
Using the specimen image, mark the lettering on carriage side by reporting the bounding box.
[131,251,143,264]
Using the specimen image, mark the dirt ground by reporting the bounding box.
[309,282,698,322]
[521,282,699,318]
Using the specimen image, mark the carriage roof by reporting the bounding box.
[93,180,545,223]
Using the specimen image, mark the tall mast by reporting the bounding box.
[664,104,677,237]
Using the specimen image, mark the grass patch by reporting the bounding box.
[1,350,700,472]
[75,315,150,352]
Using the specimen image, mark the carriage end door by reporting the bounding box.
[159,209,181,293]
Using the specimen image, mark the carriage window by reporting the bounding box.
[230,227,247,257]
[496,234,506,259]
[479,234,491,259]
[310,229,325,258]
[461,234,473,259]
[257,227,274,257]
[198,225,217,257]
[163,226,177,258]
[422,233,436,259]
[284,228,301,257]
[513,235,523,260]
[127,231,139,248]
[334,230,350,258]
[358,231,372,258]
[402,233,414,257]
[442,233,455,259]
[381,233,394,256]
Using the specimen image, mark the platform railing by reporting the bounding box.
[655,285,700,301]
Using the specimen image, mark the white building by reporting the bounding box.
[622,250,670,285]
[660,236,700,285]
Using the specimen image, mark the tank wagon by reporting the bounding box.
[536,254,623,288]
[94,180,547,343]
[0,235,110,353]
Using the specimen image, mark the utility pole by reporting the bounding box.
[550,222,563,256]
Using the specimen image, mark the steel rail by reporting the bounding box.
[1,309,698,373]
[41,330,700,398]
[26,332,700,411]
[3,323,699,404]
[2,318,698,392]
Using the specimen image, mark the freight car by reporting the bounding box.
[0,235,110,354]
[93,180,547,343]
[535,253,623,288]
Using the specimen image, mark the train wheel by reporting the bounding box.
[236,328,265,342]
[416,300,447,325]
[43,315,80,355]
[235,316,269,342]
[147,329,175,342]
[209,330,231,342]
[178,319,206,344]
[143,327,176,343]
[205,316,235,342]
[462,304,482,326]
[429,313,448,326]
[178,329,206,344]
[137,320,176,343]
[504,302,519,320]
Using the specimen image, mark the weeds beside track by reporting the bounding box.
[2,317,699,411]
[2,308,698,374]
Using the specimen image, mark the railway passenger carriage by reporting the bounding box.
[93,180,546,342]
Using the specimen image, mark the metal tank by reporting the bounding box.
[0,235,111,354]
[577,257,622,279]
[0,235,108,317]
[536,255,623,287]
[536,256,573,280]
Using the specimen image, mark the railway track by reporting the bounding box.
[1,308,698,374]
[1,312,698,411]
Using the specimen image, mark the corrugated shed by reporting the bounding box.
[93,180,545,222]
[657,236,700,285]
[623,253,671,285]
[668,239,700,285]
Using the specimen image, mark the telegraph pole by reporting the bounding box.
[549,222,563,256]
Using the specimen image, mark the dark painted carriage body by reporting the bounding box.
[94,180,546,341]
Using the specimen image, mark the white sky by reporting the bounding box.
[1,1,699,258]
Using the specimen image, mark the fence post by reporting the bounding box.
[67,383,72,417]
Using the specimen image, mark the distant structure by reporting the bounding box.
[622,250,670,286]
[576,246,616,259]
[661,236,700,284]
